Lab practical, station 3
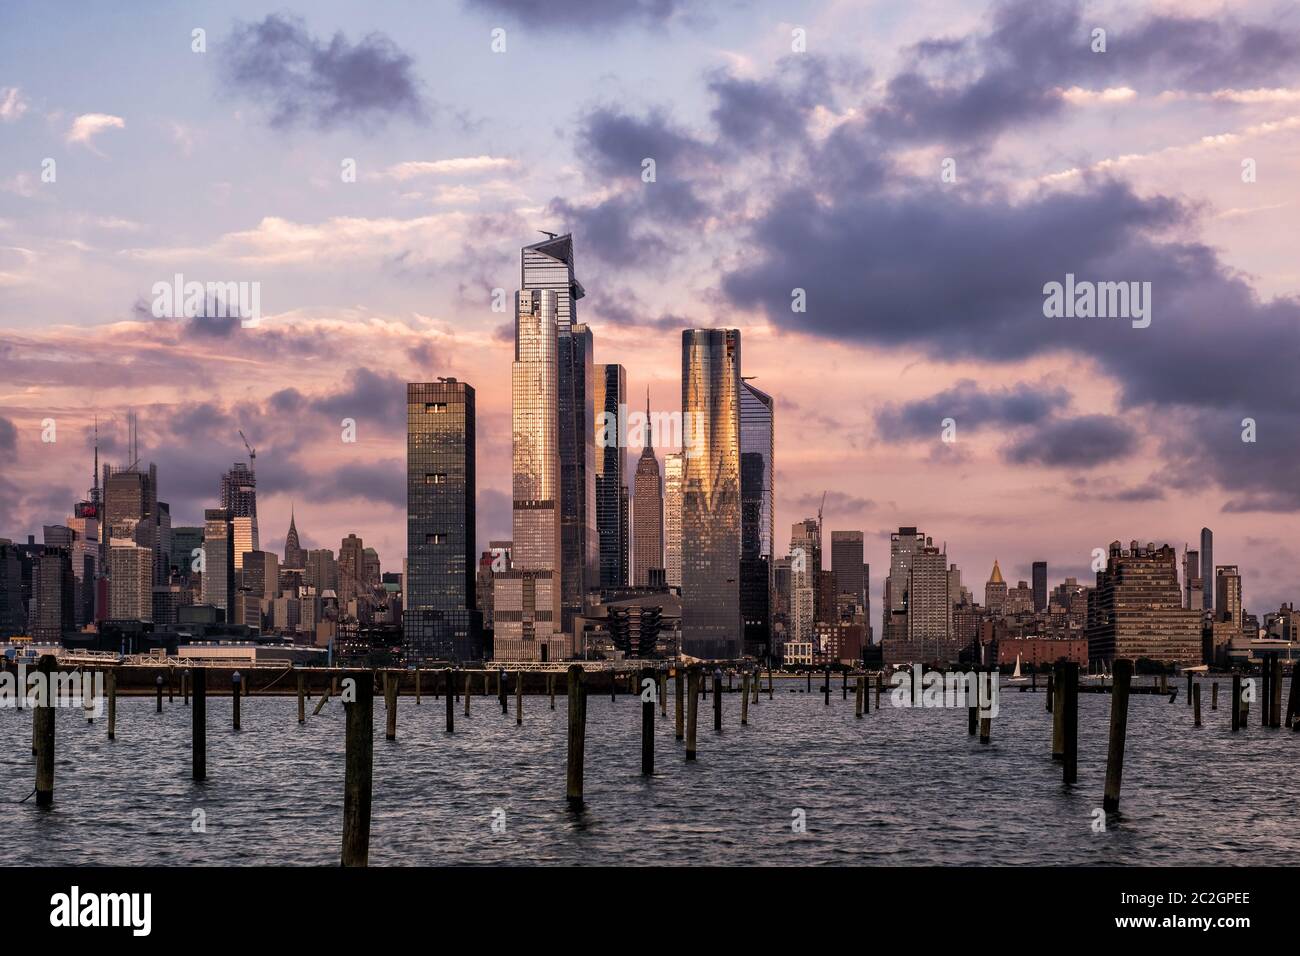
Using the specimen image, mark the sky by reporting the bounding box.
[1,0,1299,617]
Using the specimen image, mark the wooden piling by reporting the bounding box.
[1046,671,1054,712]
[1287,661,1300,730]
[566,664,586,807]
[385,670,398,741]
[156,675,163,713]
[549,672,556,711]
[1186,671,1193,707]
[686,668,699,760]
[1212,681,1218,711]
[842,670,848,700]
[1102,659,1133,814]
[751,670,759,704]
[968,698,977,735]
[107,669,117,740]
[516,670,523,726]
[1051,663,1064,761]
[768,668,773,700]
[182,669,188,706]
[713,670,723,732]
[1270,655,1283,729]
[1062,661,1078,784]
[445,669,454,733]
[168,672,174,704]
[674,669,684,741]
[864,672,871,713]
[1231,673,1242,731]
[855,677,863,719]
[231,673,241,731]
[464,673,471,716]
[660,672,668,717]
[1193,681,1201,727]
[876,671,882,709]
[741,673,750,726]
[34,655,56,806]
[414,667,421,706]
[297,672,306,724]
[823,667,831,706]
[641,667,654,776]
[500,670,508,714]
[341,672,373,867]
[979,714,991,745]
[191,668,206,781]
[1260,657,1270,727]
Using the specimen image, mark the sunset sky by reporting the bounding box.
[2,0,1298,616]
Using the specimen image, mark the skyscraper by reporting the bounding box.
[406,379,480,663]
[522,234,595,636]
[221,462,258,573]
[201,508,234,618]
[985,559,1007,614]
[632,392,664,586]
[594,363,628,588]
[102,458,159,581]
[1031,561,1047,613]
[108,538,152,622]
[740,380,775,659]
[907,542,951,659]
[831,531,865,613]
[681,329,742,659]
[1086,541,1202,665]
[284,508,306,569]
[1200,527,1214,614]
[338,534,365,611]
[30,547,75,639]
[663,452,684,590]
[495,288,566,661]
[1183,547,1203,610]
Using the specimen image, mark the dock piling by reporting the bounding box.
[1062,662,1078,783]
[385,670,398,741]
[1103,659,1133,813]
[516,670,523,726]
[641,667,654,776]
[34,655,56,806]
[156,675,163,714]
[566,665,586,807]
[191,668,206,781]
[686,668,699,760]
[445,669,455,734]
[297,672,305,724]
[674,669,684,741]
[107,669,117,740]
[231,672,241,731]
[1193,681,1201,727]
[1231,673,1242,732]
[341,674,373,867]
[741,672,750,726]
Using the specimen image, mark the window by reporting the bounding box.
[425,402,448,413]
[425,473,447,485]
[426,533,445,545]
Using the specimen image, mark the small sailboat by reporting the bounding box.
[1008,653,1029,683]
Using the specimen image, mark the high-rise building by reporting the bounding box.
[284,507,306,569]
[1214,565,1242,629]
[30,547,75,639]
[170,527,203,581]
[67,502,101,625]
[338,534,365,611]
[680,328,742,659]
[1032,561,1047,613]
[102,458,159,581]
[1183,547,1203,611]
[1200,527,1214,614]
[220,462,258,574]
[594,363,628,588]
[907,543,951,659]
[831,531,865,613]
[305,548,337,595]
[1086,541,1202,665]
[522,234,595,637]
[740,380,774,659]
[663,452,685,590]
[107,539,152,623]
[985,559,1007,614]
[406,380,480,663]
[496,288,565,661]
[632,394,664,586]
[201,508,234,618]
[0,540,24,639]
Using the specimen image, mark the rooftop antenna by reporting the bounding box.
[238,429,256,474]
[90,415,101,506]
[539,230,558,239]
[127,410,141,472]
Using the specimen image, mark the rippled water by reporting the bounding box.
[3,677,1296,865]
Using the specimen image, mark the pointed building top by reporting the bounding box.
[641,385,654,456]
[989,559,1004,584]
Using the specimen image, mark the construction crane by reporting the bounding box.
[817,490,827,549]
[238,430,256,473]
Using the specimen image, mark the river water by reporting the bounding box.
[2,678,1296,865]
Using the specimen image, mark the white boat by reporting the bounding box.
[1008,653,1029,683]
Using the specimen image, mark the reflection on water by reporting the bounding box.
[2,679,1296,866]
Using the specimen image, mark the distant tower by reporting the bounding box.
[1200,527,1214,613]
[284,507,306,569]
[985,559,1007,614]
[632,388,663,586]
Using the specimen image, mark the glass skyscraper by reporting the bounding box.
[220,462,258,572]
[594,363,628,588]
[406,379,480,663]
[522,234,596,636]
[681,328,742,659]
[495,289,566,661]
[740,379,774,659]
[663,452,684,590]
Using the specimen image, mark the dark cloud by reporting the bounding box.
[311,461,405,510]
[579,106,705,180]
[0,416,16,453]
[1003,414,1138,469]
[221,14,427,130]
[787,490,874,515]
[465,0,689,30]
[876,380,1070,441]
[311,367,407,429]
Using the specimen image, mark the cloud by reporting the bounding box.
[220,14,427,129]
[464,0,690,30]
[382,156,517,180]
[0,87,28,122]
[1003,415,1138,469]
[876,380,1070,441]
[0,416,16,453]
[66,113,125,149]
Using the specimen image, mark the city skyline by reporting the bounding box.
[3,0,1300,617]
